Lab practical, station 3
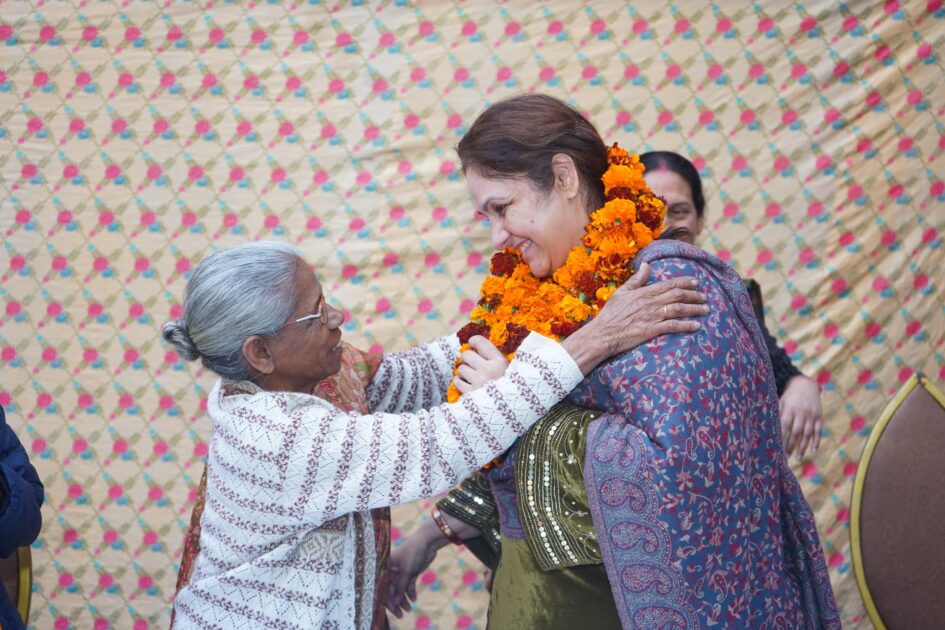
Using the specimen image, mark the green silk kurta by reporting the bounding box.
[486,537,621,630]
[438,403,621,629]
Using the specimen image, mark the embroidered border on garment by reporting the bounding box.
[515,402,604,571]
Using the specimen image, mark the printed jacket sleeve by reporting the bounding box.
[208,332,582,527]
[366,334,460,413]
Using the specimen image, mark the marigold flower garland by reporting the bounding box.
[447,144,666,404]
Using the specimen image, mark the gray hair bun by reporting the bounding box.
[162,320,200,362]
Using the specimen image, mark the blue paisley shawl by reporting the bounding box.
[571,240,839,629]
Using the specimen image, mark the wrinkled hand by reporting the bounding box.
[780,375,823,460]
[454,335,509,395]
[386,531,439,618]
[593,262,708,357]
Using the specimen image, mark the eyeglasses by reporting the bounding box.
[285,297,330,328]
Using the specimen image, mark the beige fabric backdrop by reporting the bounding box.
[1,1,943,628]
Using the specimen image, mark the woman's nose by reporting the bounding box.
[326,304,344,329]
[491,220,510,250]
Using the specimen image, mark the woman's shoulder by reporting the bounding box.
[636,240,743,289]
[211,379,335,421]
[637,239,726,270]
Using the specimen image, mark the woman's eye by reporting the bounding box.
[486,203,509,219]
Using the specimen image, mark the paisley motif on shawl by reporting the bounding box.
[576,240,839,629]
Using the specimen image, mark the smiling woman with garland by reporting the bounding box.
[444,143,664,404]
[388,94,839,630]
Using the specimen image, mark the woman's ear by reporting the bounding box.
[242,335,275,376]
[550,153,581,201]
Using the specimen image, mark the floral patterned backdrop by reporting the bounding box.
[1,1,943,628]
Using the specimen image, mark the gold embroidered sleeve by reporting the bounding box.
[437,471,499,534]
[437,472,501,568]
[516,402,603,570]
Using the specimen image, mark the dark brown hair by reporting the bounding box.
[457,93,608,210]
[639,151,706,218]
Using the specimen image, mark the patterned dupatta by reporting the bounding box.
[572,240,840,629]
[172,342,387,629]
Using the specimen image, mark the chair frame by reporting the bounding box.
[17,546,31,625]
[849,371,945,630]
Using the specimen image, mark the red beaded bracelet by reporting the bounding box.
[431,507,464,546]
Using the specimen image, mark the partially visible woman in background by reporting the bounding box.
[641,150,824,460]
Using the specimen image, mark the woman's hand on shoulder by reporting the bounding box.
[592,261,708,356]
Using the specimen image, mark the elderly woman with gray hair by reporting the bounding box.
[163,240,707,629]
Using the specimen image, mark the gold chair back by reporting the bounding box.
[850,372,945,629]
[0,546,32,625]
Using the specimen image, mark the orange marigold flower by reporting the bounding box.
[552,264,575,287]
[569,248,596,271]
[492,302,515,321]
[538,282,568,301]
[503,283,533,307]
[631,222,655,249]
[481,275,506,297]
[595,198,637,225]
[607,143,633,165]
[596,235,629,258]
[596,284,618,302]
[517,313,542,331]
[510,263,534,281]
[559,294,593,321]
[469,305,491,322]
[601,164,640,195]
[582,230,603,248]
[490,325,508,349]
